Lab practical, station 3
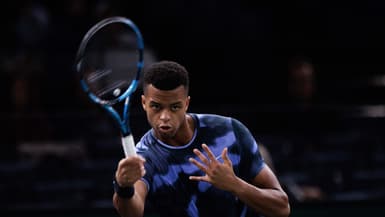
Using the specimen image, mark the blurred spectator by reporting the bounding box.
[259,55,326,204]
[283,55,326,202]
[0,1,53,161]
[10,0,51,112]
[287,55,317,109]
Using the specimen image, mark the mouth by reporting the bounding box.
[159,125,172,133]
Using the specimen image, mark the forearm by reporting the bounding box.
[113,157,147,217]
[113,192,144,217]
[113,180,147,217]
[231,177,290,217]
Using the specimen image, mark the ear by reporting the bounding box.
[185,96,190,111]
[141,95,146,110]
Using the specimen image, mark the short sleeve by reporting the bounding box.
[231,118,265,180]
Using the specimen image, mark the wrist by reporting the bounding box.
[113,178,135,199]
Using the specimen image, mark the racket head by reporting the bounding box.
[75,16,144,105]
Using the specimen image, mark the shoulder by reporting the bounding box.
[136,130,155,153]
[191,113,234,127]
[191,113,250,135]
[230,117,250,133]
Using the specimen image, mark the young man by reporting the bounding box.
[113,61,290,217]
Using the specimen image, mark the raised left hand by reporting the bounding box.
[189,143,238,191]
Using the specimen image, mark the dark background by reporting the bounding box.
[1,0,385,216]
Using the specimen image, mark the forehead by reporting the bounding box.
[144,84,188,102]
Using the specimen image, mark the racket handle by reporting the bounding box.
[121,134,137,157]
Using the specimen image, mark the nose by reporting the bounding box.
[159,109,171,121]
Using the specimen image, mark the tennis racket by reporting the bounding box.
[75,16,144,157]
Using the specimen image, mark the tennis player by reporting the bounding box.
[113,61,290,217]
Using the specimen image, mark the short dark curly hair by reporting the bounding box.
[143,60,189,93]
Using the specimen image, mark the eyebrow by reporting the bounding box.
[149,101,182,106]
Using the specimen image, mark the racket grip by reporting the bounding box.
[121,134,137,157]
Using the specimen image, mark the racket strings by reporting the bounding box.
[77,17,144,105]
[94,80,128,98]
[82,45,137,100]
[86,68,112,83]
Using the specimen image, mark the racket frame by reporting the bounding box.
[75,16,144,156]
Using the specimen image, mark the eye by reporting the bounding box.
[150,103,160,110]
[171,104,181,111]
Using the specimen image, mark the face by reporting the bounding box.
[142,84,190,142]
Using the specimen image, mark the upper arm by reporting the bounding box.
[251,164,284,191]
[231,118,264,179]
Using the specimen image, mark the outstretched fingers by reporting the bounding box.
[188,157,207,181]
[192,146,211,166]
[221,147,232,166]
[189,157,207,174]
[201,143,216,162]
[189,144,214,181]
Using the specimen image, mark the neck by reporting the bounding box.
[168,114,195,147]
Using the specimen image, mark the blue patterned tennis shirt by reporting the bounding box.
[136,113,265,217]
